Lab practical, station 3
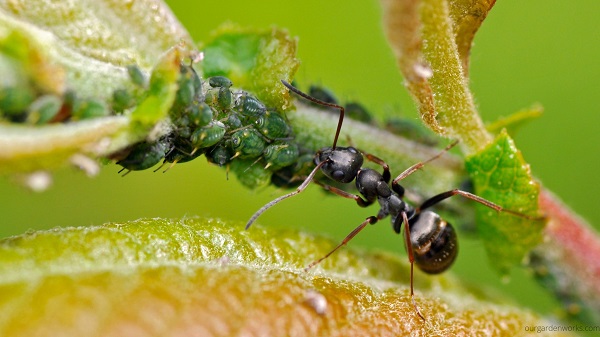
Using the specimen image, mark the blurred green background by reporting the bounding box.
[1,0,598,318]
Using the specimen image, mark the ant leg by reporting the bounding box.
[281,80,345,149]
[245,160,327,230]
[362,152,391,183]
[392,140,459,192]
[418,189,545,220]
[400,211,426,321]
[313,180,373,208]
[304,215,379,271]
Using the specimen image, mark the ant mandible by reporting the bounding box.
[245,80,541,320]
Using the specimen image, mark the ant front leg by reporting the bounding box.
[313,180,373,208]
[392,140,459,186]
[362,151,391,183]
[304,215,381,271]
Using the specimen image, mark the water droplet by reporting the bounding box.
[24,171,52,192]
[303,289,327,315]
[413,62,433,79]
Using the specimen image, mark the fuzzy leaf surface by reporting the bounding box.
[202,25,300,110]
[0,217,565,337]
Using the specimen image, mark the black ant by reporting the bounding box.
[245,80,543,320]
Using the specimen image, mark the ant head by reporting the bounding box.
[315,146,363,183]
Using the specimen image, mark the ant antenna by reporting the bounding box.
[245,160,328,230]
[281,80,345,150]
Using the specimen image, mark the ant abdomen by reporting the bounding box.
[410,211,458,274]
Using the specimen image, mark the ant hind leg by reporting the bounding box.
[417,189,545,220]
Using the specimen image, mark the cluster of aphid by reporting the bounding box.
[0,67,145,125]
[0,61,309,187]
[115,64,307,187]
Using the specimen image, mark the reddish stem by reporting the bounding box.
[534,189,600,321]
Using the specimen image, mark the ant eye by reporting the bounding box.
[332,170,345,181]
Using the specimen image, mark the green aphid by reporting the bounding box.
[270,152,316,188]
[117,136,172,172]
[0,86,35,119]
[217,87,232,110]
[162,135,201,165]
[345,102,373,124]
[255,111,290,139]
[223,112,243,129]
[26,95,62,124]
[179,128,192,139]
[230,128,266,159]
[187,102,213,127]
[190,121,226,149]
[71,98,109,120]
[236,93,266,121]
[263,142,299,170]
[208,76,233,88]
[127,65,147,87]
[204,76,233,110]
[309,85,338,105]
[174,65,201,107]
[112,88,136,113]
[384,117,438,146]
[207,144,232,167]
[204,86,233,111]
[230,158,272,189]
[163,144,202,165]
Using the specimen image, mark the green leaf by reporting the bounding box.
[0,217,562,336]
[0,0,193,100]
[448,0,496,77]
[202,25,300,110]
[465,130,546,274]
[0,1,193,176]
[0,48,182,175]
[380,0,492,152]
